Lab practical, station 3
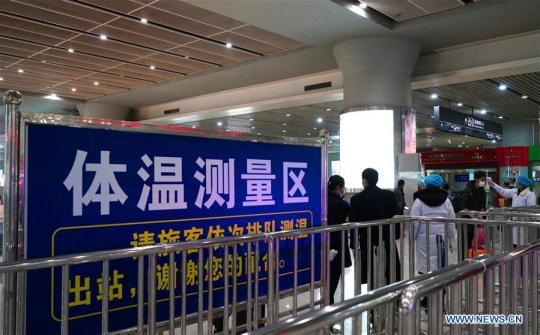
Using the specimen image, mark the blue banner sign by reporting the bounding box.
[24,122,322,334]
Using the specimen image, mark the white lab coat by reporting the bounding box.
[411,198,457,273]
[491,183,536,244]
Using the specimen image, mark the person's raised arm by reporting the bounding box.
[487,177,517,199]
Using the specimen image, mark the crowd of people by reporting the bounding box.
[327,168,536,313]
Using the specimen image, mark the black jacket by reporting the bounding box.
[415,187,448,207]
[460,181,486,211]
[328,192,352,267]
[349,186,400,248]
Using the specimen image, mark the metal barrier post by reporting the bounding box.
[319,129,329,307]
[2,90,23,335]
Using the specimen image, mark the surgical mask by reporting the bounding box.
[478,181,486,188]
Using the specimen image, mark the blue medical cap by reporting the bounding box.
[517,175,533,188]
[424,174,444,188]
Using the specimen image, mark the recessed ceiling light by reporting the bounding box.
[251,126,255,129]
[94,81,99,86]
[430,93,438,100]
[140,18,148,24]
[282,130,286,133]
[44,93,61,100]
[286,114,291,117]
[326,108,332,112]
[498,84,507,91]
[521,95,528,99]
[226,129,230,132]
[99,34,107,40]
[457,102,463,107]
[317,117,323,123]
[149,65,155,70]
[41,60,47,63]
[498,116,504,119]
[0,77,3,81]
[191,125,196,129]
[359,2,368,9]
[282,123,287,126]
[71,87,77,92]
[480,109,487,114]
[217,121,223,126]
[68,48,74,53]
[257,133,261,135]
[491,140,496,143]
[307,133,311,136]
[185,55,190,59]
[249,118,254,121]
[430,115,435,119]
[17,69,24,73]
[313,127,317,130]
[225,42,233,48]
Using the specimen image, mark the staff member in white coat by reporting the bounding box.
[488,175,536,245]
[411,174,457,276]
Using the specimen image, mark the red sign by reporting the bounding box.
[496,146,529,166]
[421,148,498,165]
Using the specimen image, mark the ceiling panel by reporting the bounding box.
[409,0,463,14]
[0,0,305,100]
[363,0,473,22]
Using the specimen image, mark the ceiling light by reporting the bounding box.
[217,121,223,126]
[17,69,24,73]
[149,65,156,70]
[191,125,196,128]
[282,123,287,126]
[313,127,317,130]
[71,87,77,92]
[140,18,148,24]
[257,133,261,135]
[498,116,504,119]
[225,43,233,48]
[41,60,47,63]
[480,109,487,114]
[99,34,107,40]
[317,117,323,123]
[0,77,3,81]
[249,118,254,121]
[457,102,463,107]
[44,93,61,100]
[226,129,230,132]
[498,84,507,91]
[521,95,528,99]
[282,130,286,133]
[251,126,255,129]
[286,114,291,117]
[68,48,74,53]
[430,93,438,100]
[491,140,496,143]
[326,108,332,112]
[359,2,368,9]
[185,56,190,59]
[307,133,311,136]
[430,115,435,119]
[94,81,99,86]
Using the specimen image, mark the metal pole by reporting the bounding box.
[320,129,329,306]
[2,90,23,335]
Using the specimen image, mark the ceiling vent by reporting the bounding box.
[304,81,332,92]
[164,108,180,115]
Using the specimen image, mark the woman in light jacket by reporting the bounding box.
[411,174,457,276]
[488,175,536,245]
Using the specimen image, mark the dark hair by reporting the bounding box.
[474,172,485,180]
[398,179,405,187]
[328,175,345,191]
[443,183,450,190]
[362,168,378,186]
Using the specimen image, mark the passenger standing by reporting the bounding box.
[411,174,457,275]
[394,179,406,215]
[459,173,487,255]
[327,175,352,305]
[350,168,400,286]
[488,176,536,245]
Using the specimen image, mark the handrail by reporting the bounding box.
[1,215,540,273]
[248,239,540,335]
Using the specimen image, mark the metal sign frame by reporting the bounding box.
[2,90,329,335]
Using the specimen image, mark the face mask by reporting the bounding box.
[478,181,486,188]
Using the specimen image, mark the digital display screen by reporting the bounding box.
[434,106,503,142]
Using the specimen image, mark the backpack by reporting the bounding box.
[452,191,464,213]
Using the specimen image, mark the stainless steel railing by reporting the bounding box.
[2,214,540,335]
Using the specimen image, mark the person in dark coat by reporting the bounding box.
[327,175,352,304]
[349,168,401,287]
[459,172,487,259]
[394,179,406,215]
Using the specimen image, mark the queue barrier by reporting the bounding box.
[248,221,540,335]
[3,213,540,335]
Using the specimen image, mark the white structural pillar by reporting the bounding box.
[333,36,421,189]
[501,120,539,147]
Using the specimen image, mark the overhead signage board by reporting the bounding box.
[23,118,322,335]
[434,106,503,142]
